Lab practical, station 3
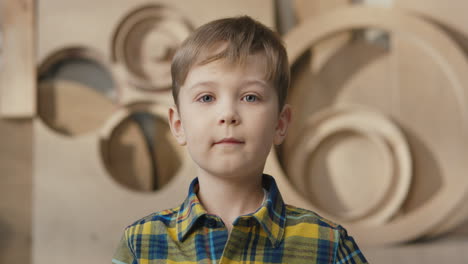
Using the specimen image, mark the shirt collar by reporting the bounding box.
[176,174,286,247]
[176,178,207,242]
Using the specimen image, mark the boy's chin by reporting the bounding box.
[199,165,261,181]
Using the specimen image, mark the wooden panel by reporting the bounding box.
[0,0,36,117]
[283,6,468,245]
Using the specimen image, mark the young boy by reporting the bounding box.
[112,16,368,264]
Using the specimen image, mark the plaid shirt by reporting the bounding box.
[112,174,368,264]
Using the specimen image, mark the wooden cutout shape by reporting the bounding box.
[282,6,468,245]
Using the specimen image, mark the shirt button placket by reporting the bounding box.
[207,218,217,228]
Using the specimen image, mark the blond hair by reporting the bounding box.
[171,16,289,110]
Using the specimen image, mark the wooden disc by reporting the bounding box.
[37,47,117,136]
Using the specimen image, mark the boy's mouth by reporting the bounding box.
[214,137,244,145]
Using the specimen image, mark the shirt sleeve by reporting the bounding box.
[334,226,368,264]
[112,228,136,264]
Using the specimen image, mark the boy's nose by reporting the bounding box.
[218,99,241,125]
[219,117,239,125]
[219,109,240,125]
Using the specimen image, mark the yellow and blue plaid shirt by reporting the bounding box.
[112,174,368,264]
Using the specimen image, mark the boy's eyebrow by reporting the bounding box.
[187,81,217,91]
[240,79,269,89]
[188,79,269,92]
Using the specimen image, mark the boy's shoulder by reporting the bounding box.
[284,204,341,230]
[125,206,181,230]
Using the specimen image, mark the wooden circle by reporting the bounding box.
[37,47,117,136]
[99,103,184,192]
[283,6,468,245]
[112,5,192,91]
[288,106,411,225]
[37,79,116,137]
[303,126,393,221]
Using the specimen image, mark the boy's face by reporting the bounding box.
[168,53,291,180]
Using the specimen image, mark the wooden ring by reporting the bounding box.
[288,106,411,225]
[112,5,193,91]
[98,102,184,191]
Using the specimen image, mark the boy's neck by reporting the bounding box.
[196,169,265,232]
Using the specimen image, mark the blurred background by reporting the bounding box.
[1,0,468,263]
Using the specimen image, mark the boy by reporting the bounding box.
[112,16,368,264]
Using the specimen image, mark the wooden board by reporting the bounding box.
[0,118,33,264]
[0,64,34,263]
[0,0,36,117]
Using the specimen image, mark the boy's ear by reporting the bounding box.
[274,104,292,145]
[168,105,187,146]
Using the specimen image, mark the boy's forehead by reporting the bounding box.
[194,40,268,70]
[183,54,270,88]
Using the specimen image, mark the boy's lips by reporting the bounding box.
[214,137,244,144]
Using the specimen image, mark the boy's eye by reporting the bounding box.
[243,94,258,102]
[198,95,214,103]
